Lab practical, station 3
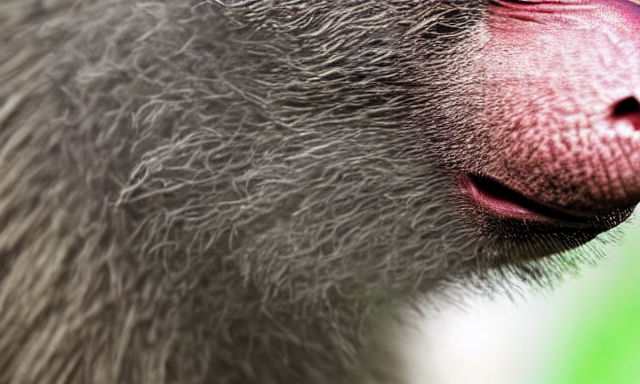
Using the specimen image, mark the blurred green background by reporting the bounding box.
[409,219,640,384]
[546,222,640,384]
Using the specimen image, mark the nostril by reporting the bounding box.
[612,96,640,118]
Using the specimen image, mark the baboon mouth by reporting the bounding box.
[460,173,593,225]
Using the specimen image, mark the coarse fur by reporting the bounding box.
[0,1,627,383]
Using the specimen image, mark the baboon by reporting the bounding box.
[1,0,640,383]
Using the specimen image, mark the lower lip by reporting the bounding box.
[460,175,556,223]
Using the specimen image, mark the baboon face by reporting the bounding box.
[183,1,640,267]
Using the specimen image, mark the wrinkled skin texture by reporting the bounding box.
[0,1,639,383]
[484,0,640,215]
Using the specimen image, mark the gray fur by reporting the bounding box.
[0,1,624,383]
